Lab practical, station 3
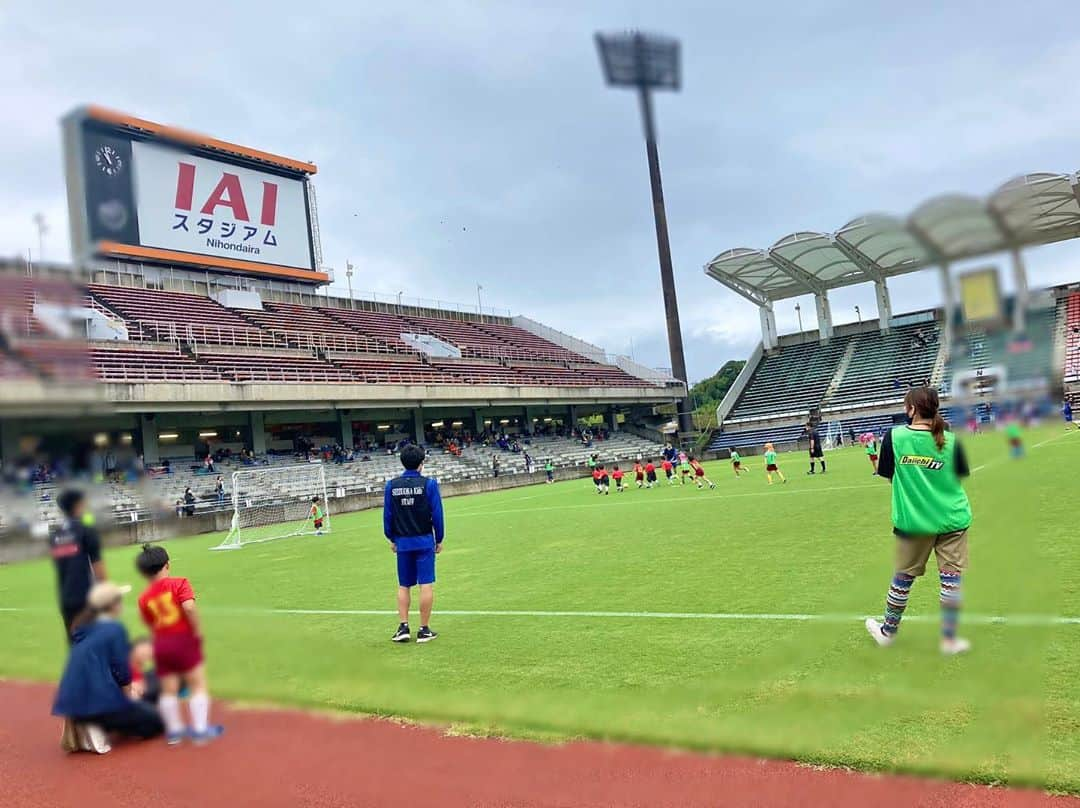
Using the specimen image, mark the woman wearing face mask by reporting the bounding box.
[865,386,973,655]
[53,582,165,753]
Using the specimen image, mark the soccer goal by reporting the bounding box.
[821,420,843,450]
[211,464,331,550]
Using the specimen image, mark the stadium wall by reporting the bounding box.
[715,342,763,425]
[0,465,595,563]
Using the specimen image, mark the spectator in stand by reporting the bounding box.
[214,476,225,505]
[203,455,215,475]
[491,454,500,478]
[183,487,196,517]
[524,451,534,474]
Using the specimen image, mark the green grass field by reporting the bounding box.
[3,427,1079,790]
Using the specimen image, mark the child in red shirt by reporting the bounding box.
[644,460,657,489]
[661,459,675,485]
[633,461,645,489]
[136,545,222,745]
[611,465,625,493]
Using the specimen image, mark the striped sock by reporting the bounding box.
[939,570,962,639]
[882,573,916,636]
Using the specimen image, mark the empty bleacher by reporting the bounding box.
[1062,292,1079,383]
[825,322,940,408]
[90,346,223,382]
[727,335,852,421]
[88,285,280,348]
[196,350,356,383]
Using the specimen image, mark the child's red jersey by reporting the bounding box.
[138,577,197,638]
[661,460,673,471]
[612,470,624,480]
[592,469,603,481]
[644,463,655,473]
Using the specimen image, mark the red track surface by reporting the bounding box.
[2,681,1076,808]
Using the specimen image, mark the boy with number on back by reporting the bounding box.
[385,445,444,644]
[135,545,223,745]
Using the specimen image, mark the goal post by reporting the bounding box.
[211,464,331,550]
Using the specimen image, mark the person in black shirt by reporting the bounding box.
[807,425,826,475]
[50,490,108,641]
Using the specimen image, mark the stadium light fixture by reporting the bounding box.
[595,30,692,437]
[159,432,179,441]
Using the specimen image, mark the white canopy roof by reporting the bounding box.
[705,171,1080,304]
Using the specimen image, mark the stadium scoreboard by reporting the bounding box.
[62,106,328,284]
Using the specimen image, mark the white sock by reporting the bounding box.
[189,692,210,734]
[159,695,185,735]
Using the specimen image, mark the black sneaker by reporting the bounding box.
[391,623,410,643]
[416,626,438,644]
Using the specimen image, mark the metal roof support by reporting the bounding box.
[829,235,892,332]
[766,249,826,296]
[906,221,954,353]
[1009,247,1029,333]
[759,300,778,352]
[815,292,834,340]
[985,203,1028,332]
[875,278,893,329]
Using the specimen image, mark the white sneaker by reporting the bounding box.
[865,617,895,647]
[75,722,111,754]
[940,637,971,656]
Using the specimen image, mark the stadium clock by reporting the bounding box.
[94,144,123,176]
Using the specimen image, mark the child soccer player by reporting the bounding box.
[678,451,692,485]
[865,386,972,655]
[384,444,444,644]
[633,460,645,489]
[689,456,716,489]
[763,443,786,484]
[309,496,325,535]
[135,545,223,745]
[545,459,554,483]
[598,464,610,495]
[592,465,605,494]
[730,449,746,478]
[612,465,625,492]
[644,459,657,489]
[1005,419,1024,459]
[865,434,879,475]
[661,457,675,485]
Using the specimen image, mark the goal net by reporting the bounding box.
[821,420,843,450]
[211,464,331,550]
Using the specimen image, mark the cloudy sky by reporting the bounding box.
[4,2,1080,382]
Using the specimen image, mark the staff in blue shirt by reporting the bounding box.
[52,582,164,744]
[384,444,445,644]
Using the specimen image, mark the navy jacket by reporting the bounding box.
[52,619,133,719]
[383,470,444,552]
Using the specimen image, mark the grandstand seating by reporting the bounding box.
[825,322,940,408]
[726,335,853,421]
[326,355,459,384]
[73,283,649,387]
[90,347,223,382]
[88,285,280,347]
[195,351,356,383]
[1064,292,1080,383]
[12,340,95,381]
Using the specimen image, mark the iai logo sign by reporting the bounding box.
[132,140,314,271]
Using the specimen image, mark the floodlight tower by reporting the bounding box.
[595,31,692,436]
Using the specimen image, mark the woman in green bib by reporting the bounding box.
[865,387,972,655]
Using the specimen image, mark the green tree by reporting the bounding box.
[689,360,745,428]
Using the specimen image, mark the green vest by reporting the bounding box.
[889,426,971,535]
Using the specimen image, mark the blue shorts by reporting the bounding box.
[397,548,436,587]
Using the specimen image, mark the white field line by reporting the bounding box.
[1,606,1077,626]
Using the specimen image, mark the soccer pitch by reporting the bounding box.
[3,427,1079,791]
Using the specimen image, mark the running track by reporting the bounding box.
[1,681,1076,807]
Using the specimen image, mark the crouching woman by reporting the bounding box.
[53,582,164,752]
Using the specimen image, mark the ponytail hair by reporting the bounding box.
[67,605,98,636]
[904,386,947,450]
